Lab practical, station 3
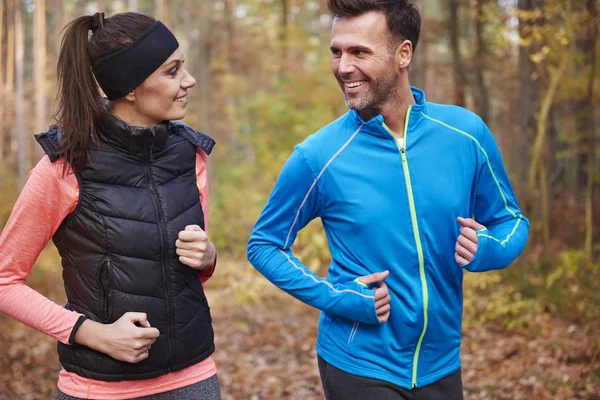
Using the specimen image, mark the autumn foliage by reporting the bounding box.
[0,0,599,398]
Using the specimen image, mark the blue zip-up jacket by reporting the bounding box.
[247,87,529,389]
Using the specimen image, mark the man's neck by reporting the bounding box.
[359,85,415,137]
[381,85,415,137]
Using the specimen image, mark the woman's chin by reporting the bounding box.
[165,111,186,122]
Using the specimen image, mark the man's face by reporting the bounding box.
[330,11,399,112]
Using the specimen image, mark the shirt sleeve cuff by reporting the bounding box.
[198,253,217,282]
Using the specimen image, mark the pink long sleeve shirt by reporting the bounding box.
[0,151,216,399]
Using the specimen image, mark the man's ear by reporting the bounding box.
[396,39,413,69]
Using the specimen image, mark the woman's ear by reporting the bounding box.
[396,39,413,69]
[124,89,136,102]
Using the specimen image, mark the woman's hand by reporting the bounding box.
[74,312,160,363]
[175,225,217,271]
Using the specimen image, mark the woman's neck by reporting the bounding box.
[109,100,159,127]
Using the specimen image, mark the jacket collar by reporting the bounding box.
[348,86,427,139]
[97,111,170,158]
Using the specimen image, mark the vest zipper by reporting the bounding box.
[145,142,176,367]
[99,259,113,323]
[383,107,429,388]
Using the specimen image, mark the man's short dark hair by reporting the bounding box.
[327,0,421,52]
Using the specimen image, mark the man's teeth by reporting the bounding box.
[175,96,186,102]
[346,81,366,88]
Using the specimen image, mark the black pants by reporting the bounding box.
[318,356,463,400]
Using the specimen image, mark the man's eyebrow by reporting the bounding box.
[348,45,371,52]
[329,45,371,52]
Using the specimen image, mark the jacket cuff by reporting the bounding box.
[68,315,88,345]
[463,232,490,272]
[365,295,380,324]
[345,280,379,324]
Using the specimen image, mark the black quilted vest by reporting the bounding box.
[35,113,216,381]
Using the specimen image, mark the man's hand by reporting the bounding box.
[455,216,485,266]
[176,225,217,271]
[75,312,160,363]
[358,270,391,323]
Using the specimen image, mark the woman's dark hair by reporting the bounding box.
[54,12,156,172]
[327,0,421,51]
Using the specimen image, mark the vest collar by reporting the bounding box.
[98,111,170,158]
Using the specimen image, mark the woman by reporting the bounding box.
[0,11,221,399]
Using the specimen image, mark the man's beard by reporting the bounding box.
[345,72,398,111]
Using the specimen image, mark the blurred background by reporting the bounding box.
[0,0,599,399]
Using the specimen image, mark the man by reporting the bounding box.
[247,0,529,398]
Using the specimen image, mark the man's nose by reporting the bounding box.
[337,54,356,76]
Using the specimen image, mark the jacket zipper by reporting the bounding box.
[146,143,176,367]
[383,106,429,388]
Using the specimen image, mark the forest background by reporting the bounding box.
[0,0,598,399]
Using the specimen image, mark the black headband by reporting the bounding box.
[92,21,179,100]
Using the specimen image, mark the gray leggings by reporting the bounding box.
[57,374,221,400]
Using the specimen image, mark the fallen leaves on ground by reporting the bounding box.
[0,260,598,399]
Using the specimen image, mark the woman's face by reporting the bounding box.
[131,47,196,126]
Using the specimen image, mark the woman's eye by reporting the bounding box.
[169,68,178,76]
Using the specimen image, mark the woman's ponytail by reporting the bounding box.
[54,15,103,173]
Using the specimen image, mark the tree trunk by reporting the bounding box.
[15,0,26,187]
[584,0,598,260]
[5,0,15,96]
[53,0,66,56]
[410,0,427,91]
[448,0,468,107]
[76,0,85,17]
[4,0,16,167]
[525,5,571,249]
[518,0,542,184]
[195,0,211,134]
[539,160,550,249]
[224,0,236,68]
[155,0,170,27]
[526,51,568,212]
[222,0,238,150]
[474,0,490,122]
[190,0,213,177]
[128,0,139,12]
[574,0,597,189]
[279,0,288,74]
[34,0,47,151]
[0,0,5,162]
